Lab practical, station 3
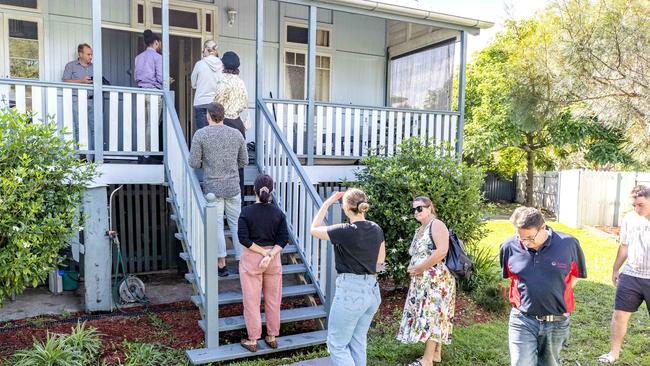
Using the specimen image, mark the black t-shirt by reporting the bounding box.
[238,203,289,248]
[327,221,384,275]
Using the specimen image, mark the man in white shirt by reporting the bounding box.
[598,185,650,363]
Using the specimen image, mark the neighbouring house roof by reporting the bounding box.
[318,0,494,31]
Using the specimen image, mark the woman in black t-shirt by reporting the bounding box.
[310,188,385,366]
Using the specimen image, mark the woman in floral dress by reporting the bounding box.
[397,196,456,366]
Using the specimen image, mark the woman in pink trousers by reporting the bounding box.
[237,174,289,352]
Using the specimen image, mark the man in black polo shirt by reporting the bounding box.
[500,207,587,366]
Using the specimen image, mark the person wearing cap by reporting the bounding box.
[214,51,249,199]
[191,40,224,131]
[500,207,587,366]
[189,102,248,276]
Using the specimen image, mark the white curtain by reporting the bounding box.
[390,41,456,110]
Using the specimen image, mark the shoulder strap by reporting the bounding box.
[428,221,437,250]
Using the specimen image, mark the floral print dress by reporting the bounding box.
[396,220,456,344]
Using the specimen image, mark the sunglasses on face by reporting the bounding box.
[410,205,429,214]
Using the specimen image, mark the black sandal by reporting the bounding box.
[240,339,257,352]
[264,336,278,349]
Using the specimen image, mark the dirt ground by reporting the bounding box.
[0,281,497,364]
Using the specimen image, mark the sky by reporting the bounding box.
[417,0,552,57]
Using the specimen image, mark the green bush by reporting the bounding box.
[12,322,102,366]
[122,341,189,366]
[464,245,508,313]
[0,109,95,305]
[355,139,487,286]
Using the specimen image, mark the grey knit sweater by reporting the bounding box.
[188,124,248,198]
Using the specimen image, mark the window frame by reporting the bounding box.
[281,20,333,101]
[0,0,42,13]
[2,13,43,80]
[283,48,332,102]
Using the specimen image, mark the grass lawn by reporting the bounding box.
[363,220,650,366]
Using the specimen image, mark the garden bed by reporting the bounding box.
[0,281,498,365]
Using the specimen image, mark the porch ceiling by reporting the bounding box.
[279,0,494,34]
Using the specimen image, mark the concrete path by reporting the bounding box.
[0,273,192,322]
[282,357,333,366]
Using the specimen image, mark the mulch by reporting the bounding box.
[0,280,498,364]
[594,225,621,237]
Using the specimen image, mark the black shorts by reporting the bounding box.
[614,273,650,315]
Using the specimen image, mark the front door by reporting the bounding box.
[169,35,201,146]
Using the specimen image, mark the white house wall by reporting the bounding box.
[45,17,92,82]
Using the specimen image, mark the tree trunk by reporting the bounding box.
[525,134,535,206]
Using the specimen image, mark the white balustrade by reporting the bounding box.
[265,99,460,159]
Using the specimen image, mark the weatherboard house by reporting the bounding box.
[0,0,491,363]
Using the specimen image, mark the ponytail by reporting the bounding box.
[254,174,274,204]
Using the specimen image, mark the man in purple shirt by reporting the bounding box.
[134,30,162,90]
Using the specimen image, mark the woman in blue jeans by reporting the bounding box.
[311,189,386,366]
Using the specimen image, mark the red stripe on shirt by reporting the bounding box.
[506,263,521,308]
[563,260,579,313]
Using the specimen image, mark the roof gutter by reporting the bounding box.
[318,0,494,30]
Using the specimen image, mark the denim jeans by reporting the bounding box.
[194,105,209,131]
[508,308,570,366]
[214,194,242,260]
[327,274,381,366]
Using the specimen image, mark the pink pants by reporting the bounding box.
[239,247,283,340]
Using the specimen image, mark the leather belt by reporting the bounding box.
[534,314,567,322]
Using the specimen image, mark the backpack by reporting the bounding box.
[430,225,474,280]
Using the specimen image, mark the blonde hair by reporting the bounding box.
[203,40,218,56]
[344,188,370,214]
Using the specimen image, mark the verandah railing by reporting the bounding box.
[0,78,163,157]
[257,99,336,311]
[265,99,459,159]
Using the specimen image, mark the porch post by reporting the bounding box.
[161,0,170,92]
[204,193,219,348]
[306,6,317,165]
[91,0,103,163]
[255,0,264,167]
[455,30,467,157]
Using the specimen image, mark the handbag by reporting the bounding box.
[430,225,473,280]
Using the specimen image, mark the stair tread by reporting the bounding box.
[197,305,327,332]
[186,329,328,363]
[184,263,307,283]
[180,244,298,264]
[191,284,318,307]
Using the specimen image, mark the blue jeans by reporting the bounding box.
[194,105,209,131]
[508,308,570,366]
[215,194,242,260]
[327,274,381,366]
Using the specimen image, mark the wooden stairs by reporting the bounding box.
[170,178,328,364]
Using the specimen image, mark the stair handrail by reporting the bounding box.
[256,98,336,310]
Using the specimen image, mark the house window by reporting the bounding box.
[8,19,40,79]
[0,0,37,9]
[284,51,331,102]
[389,40,455,110]
[286,25,330,47]
[152,7,199,30]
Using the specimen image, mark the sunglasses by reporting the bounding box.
[410,205,429,214]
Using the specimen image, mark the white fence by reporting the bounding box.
[518,170,650,228]
[0,78,163,156]
[266,99,459,159]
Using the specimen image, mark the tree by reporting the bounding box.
[463,18,634,205]
[549,0,650,162]
[0,109,95,305]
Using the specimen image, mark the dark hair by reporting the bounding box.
[143,29,160,46]
[206,102,225,122]
[223,68,240,75]
[510,206,545,229]
[343,188,369,214]
[413,196,437,216]
[254,174,274,204]
[632,185,649,198]
[77,43,91,54]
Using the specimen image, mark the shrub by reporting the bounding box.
[463,245,509,313]
[122,341,189,366]
[355,139,486,286]
[0,109,95,305]
[65,322,103,363]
